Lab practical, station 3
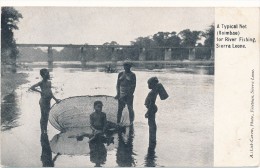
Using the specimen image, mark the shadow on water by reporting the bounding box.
[116,126,136,167]
[1,92,20,131]
[40,133,60,167]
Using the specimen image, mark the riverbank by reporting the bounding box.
[1,72,29,100]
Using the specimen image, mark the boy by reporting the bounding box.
[30,68,60,133]
[145,77,168,145]
[88,101,108,143]
[75,101,114,145]
[145,77,159,144]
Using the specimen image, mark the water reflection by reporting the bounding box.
[24,62,214,75]
[116,126,135,167]
[50,129,93,155]
[145,141,157,167]
[1,92,20,131]
[40,133,60,167]
[89,139,107,167]
[145,116,157,167]
[49,128,117,155]
[49,129,118,167]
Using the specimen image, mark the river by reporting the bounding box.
[1,64,214,167]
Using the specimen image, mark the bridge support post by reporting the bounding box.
[188,48,196,61]
[164,48,172,61]
[111,48,118,61]
[47,46,53,68]
[139,48,146,61]
[80,46,87,67]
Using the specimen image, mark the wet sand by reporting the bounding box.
[1,67,214,167]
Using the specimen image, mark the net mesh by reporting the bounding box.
[49,95,122,131]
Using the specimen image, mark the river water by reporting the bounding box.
[1,65,214,167]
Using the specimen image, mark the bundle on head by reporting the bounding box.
[148,77,169,100]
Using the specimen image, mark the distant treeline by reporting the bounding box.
[18,26,214,62]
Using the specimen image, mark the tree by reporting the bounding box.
[165,32,181,47]
[152,31,181,47]
[103,41,119,46]
[1,7,23,71]
[201,24,215,60]
[59,47,81,61]
[99,41,120,61]
[178,29,202,47]
[203,24,214,47]
[152,32,166,46]
[131,36,155,48]
[130,37,156,60]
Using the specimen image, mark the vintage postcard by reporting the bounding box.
[1,1,259,167]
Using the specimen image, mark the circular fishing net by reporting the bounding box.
[49,95,127,131]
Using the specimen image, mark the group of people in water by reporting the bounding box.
[30,61,168,148]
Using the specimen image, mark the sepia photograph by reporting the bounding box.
[1,7,215,167]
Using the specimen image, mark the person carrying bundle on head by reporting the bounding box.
[145,77,169,145]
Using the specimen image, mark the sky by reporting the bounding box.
[14,7,214,45]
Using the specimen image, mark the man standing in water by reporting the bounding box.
[115,61,136,124]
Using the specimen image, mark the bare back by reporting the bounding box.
[39,80,53,100]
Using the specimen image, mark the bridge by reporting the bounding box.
[16,43,214,68]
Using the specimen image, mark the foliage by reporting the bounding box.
[202,24,214,47]
[1,7,22,64]
[153,31,181,47]
[178,29,202,47]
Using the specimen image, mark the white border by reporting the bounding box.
[1,0,260,7]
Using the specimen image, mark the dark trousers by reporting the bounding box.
[117,95,134,123]
[40,98,51,132]
[148,110,157,144]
